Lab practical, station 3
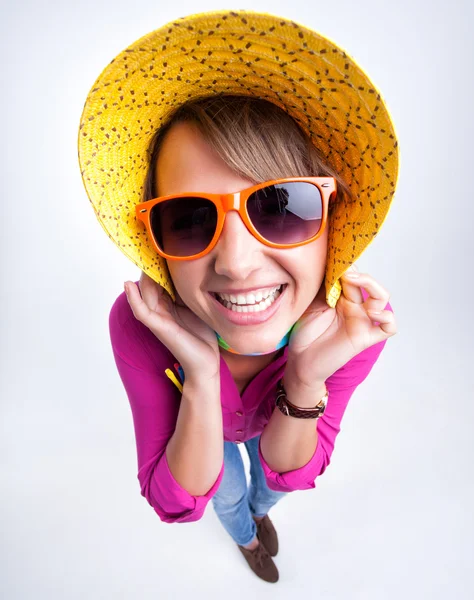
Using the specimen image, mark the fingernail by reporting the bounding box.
[345,272,360,278]
[124,282,129,294]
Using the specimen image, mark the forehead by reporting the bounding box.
[154,121,254,195]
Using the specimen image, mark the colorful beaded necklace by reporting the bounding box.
[214,323,296,356]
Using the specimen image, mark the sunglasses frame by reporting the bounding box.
[135,176,337,261]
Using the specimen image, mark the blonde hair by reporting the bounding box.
[142,94,353,210]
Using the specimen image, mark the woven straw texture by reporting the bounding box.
[78,9,399,308]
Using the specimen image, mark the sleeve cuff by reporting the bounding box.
[257,430,328,492]
[144,452,225,523]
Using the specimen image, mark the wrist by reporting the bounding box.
[183,374,221,400]
[281,376,327,409]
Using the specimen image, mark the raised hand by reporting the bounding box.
[285,264,397,392]
[124,272,220,382]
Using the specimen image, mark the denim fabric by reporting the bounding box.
[211,434,288,546]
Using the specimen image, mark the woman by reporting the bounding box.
[78,10,398,584]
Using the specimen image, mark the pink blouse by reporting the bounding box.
[109,281,393,523]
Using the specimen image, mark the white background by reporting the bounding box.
[1,0,473,598]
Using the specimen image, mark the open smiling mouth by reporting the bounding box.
[208,284,288,325]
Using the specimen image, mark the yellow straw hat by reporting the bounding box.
[78,8,400,308]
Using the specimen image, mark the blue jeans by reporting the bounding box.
[211,434,288,546]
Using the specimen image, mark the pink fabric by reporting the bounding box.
[109,281,393,523]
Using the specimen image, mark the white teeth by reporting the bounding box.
[218,288,282,313]
[217,285,282,306]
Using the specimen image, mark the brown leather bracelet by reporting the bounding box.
[275,378,328,419]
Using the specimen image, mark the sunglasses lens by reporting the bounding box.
[247,182,323,244]
[150,197,217,257]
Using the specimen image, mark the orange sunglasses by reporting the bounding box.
[135,176,336,261]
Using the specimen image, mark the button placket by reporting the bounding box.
[234,409,244,442]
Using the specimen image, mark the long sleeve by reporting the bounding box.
[258,298,394,492]
[109,289,224,523]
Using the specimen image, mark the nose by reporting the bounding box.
[211,210,264,280]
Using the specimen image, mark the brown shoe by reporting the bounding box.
[252,514,279,557]
[237,536,279,583]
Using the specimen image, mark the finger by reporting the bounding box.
[125,280,178,348]
[125,280,166,325]
[138,272,173,313]
[367,308,397,339]
[124,281,149,321]
[340,270,390,311]
[139,271,153,296]
[139,271,160,305]
[338,263,364,304]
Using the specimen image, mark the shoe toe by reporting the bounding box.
[237,540,279,583]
